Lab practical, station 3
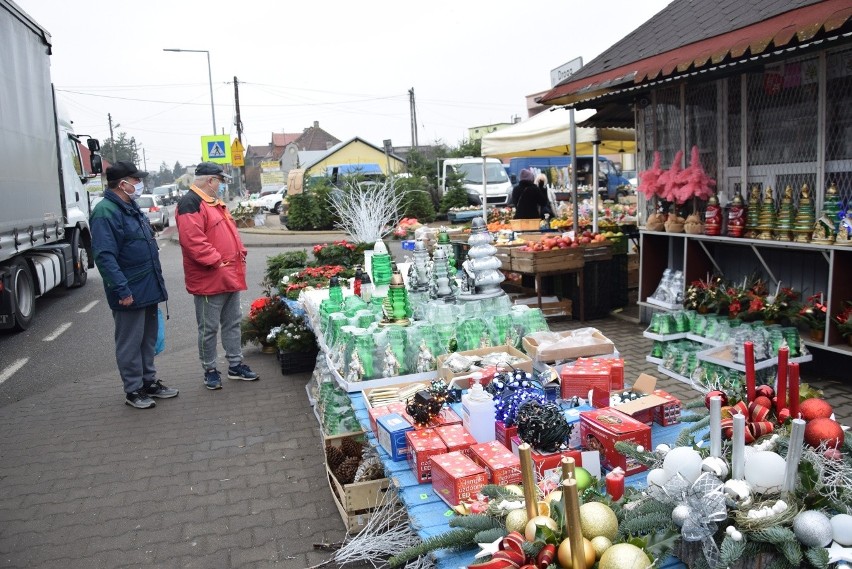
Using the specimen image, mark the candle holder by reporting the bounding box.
[458,217,505,301]
[371,240,393,286]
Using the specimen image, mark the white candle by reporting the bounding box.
[783,418,806,492]
[710,396,722,458]
[774,281,781,300]
[732,413,746,480]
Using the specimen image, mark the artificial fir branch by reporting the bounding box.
[685,398,708,409]
[680,413,708,423]
[641,528,680,561]
[804,546,829,569]
[479,485,523,501]
[778,541,803,567]
[719,534,747,566]
[614,441,658,467]
[675,415,711,447]
[388,529,476,568]
[765,556,792,569]
[473,528,506,544]
[751,526,796,545]
[618,511,673,537]
[449,514,502,532]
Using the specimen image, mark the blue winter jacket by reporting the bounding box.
[90,191,168,310]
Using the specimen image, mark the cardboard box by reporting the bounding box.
[368,401,409,436]
[652,389,682,426]
[510,436,583,480]
[523,329,615,363]
[437,345,533,385]
[431,451,488,507]
[579,408,651,476]
[377,413,414,461]
[429,407,462,428]
[469,441,522,486]
[591,374,676,426]
[560,357,624,399]
[563,404,595,449]
[513,296,573,318]
[435,424,478,456]
[495,420,518,450]
[406,429,448,483]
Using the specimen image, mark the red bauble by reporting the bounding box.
[753,396,772,410]
[705,390,728,409]
[777,408,791,423]
[804,417,844,448]
[799,398,834,422]
[755,385,775,399]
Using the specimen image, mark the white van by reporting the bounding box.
[440,157,513,206]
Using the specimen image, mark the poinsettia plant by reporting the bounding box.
[240,295,291,346]
[312,240,358,266]
[794,292,828,330]
[281,265,355,300]
[832,300,852,338]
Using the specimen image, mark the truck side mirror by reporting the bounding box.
[614,164,622,175]
[90,154,103,175]
[87,138,100,152]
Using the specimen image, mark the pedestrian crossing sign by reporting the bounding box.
[200,135,232,164]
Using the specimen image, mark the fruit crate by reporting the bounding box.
[582,242,613,261]
[511,247,584,273]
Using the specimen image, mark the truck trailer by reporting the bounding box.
[0,0,102,330]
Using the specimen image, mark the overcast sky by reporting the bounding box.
[19,0,670,172]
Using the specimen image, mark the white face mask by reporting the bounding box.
[122,180,144,199]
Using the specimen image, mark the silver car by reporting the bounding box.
[137,194,170,230]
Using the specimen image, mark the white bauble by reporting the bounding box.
[701,456,729,478]
[831,514,852,546]
[793,510,833,547]
[662,447,703,483]
[743,451,785,494]
[646,468,669,487]
[672,504,691,527]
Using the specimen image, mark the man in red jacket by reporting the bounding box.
[175,162,259,390]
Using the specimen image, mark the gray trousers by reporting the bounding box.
[113,304,158,394]
[193,292,243,371]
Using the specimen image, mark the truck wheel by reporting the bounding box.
[70,227,88,288]
[9,258,35,331]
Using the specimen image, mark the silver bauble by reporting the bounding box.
[672,504,691,527]
[793,510,833,547]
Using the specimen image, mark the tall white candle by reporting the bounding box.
[774,281,781,300]
[732,413,746,480]
[783,418,806,492]
[710,396,722,458]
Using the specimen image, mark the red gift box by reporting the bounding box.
[435,424,478,457]
[406,428,448,483]
[652,389,682,426]
[431,451,488,507]
[368,402,409,436]
[429,407,462,428]
[495,420,518,450]
[579,408,651,476]
[560,357,624,399]
[468,440,522,486]
[510,436,583,480]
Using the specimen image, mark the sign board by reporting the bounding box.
[550,56,583,87]
[201,135,231,164]
[231,139,244,167]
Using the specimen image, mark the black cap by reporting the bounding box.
[195,162,232,181]
[106,161,149,182]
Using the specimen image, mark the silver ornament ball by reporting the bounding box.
[792,510,833,547]
[672,504,691,527]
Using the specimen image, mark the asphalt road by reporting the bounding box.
[0,209,274,408]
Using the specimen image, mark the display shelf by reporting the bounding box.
[685,333,726,347]
[644,297,684,311]
[637,300,679,313]
[696,345,813,373]
[656,365,694,386]
[646,355,664,365]
[643,330,688,342]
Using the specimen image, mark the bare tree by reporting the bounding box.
[328,180,405,244]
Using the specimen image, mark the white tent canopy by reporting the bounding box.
[480,107,635,158]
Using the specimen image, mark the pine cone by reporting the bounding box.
[325,443,345,470]
[354,455,384,482]
[340,436,364,460]
[334,456,361,485]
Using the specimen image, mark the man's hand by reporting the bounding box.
[219,260,230,268]
[119,295,134,307]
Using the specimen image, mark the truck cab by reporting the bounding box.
[440,157,512,206]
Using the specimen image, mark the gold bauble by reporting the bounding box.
[505,509,529,533]
[525,515,558,542]
[598,543,652,569]
[590,536,613,559]
[536,501,551,517]
[503,484,524,497]
[579,502,619,540]
[544,490,563,504]
[557,537,596,568]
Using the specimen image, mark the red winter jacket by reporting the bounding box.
[175,187,247,296]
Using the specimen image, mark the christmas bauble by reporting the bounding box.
[793,510,833,547]
[800,398,834,421]
[832,514,852,546]
[662,446,703,483]
[579,502,618,540]
[705,390,728,408]
[544,490,563,504]
[525,515,558,542]
[574,467,593,491]
[598,543,652,569]
[672,504,691,527]
[505,509,529,533]
[504,484,524,497]
[590,536,612,559]
[556,537,596,568]
[744,451,785,494]
[804,417,844,448]
[753,395,772,409]
[756,384,775,399]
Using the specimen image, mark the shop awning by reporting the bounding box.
[481,107,635,158]
[541,0,852,106]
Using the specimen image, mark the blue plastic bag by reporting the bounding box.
[155,307,166,355]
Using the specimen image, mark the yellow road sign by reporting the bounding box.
[231,139,245,155]
[201,135,231,164]
[230,139,244,167]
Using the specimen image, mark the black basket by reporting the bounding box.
[278,348,318,375]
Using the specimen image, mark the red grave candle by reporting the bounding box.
[605,468,625,501]
[776,347,788,415]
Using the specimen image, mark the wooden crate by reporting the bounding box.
[510,219,542,231]
[494,246,513,271]
[582,242,613,261]
[511,247,584,273]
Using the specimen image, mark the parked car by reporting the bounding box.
[137,194,170,230]
[152,184,178,205]
[255,186,286,213]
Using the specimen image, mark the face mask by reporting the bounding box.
[123,180,144,199]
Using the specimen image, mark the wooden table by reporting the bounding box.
[510,266,585,322]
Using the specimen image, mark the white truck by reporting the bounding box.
[439,157,513,206]
[0,0,102,331]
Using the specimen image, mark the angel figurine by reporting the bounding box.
[416,340,436,373]
[382,345,401,378]
[345,351,364,383]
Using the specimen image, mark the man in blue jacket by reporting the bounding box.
[91,161,177,409]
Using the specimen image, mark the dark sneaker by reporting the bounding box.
[144,380,179,399]
[125,390,156,409]
[204,369,222,390]
[227,363,259,381]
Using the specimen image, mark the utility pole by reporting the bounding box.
[233,76,244,199]
[142,148,147,171]
[108,113,117,164]
[408,88,419,148]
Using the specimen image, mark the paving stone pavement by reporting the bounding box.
[1,222,848,568]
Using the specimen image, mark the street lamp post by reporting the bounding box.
[163,48,216,135]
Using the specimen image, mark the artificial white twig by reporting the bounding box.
[328,180,405,244]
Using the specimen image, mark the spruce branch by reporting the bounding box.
[804,546,829,569]
[473,528,507,544]
[449,514,502,532]
[614,441,658,467]
[388,529,476,568]
[719,534,747,567]
[675,415,711,447]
